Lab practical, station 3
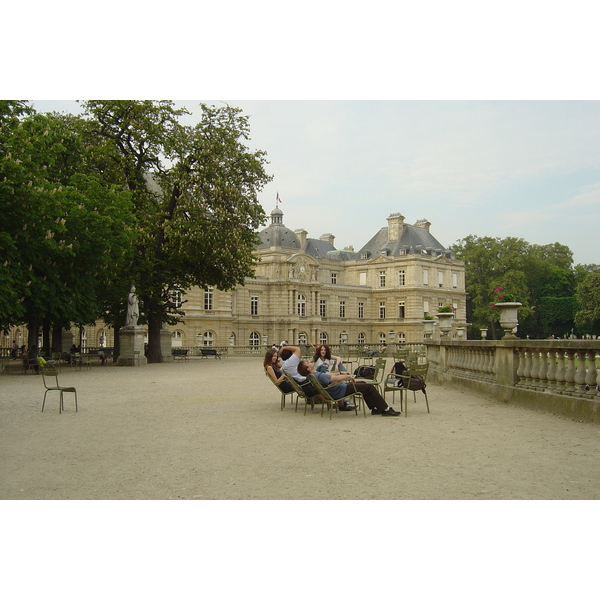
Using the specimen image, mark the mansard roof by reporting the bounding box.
[304,238,336,258]
[255,207,455,260]
[358,223,454,259]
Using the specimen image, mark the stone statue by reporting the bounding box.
[126,285,139,327]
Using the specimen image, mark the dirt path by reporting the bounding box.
[1,356,599,500]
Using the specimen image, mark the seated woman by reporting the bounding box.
[264,348,295,394]
[309,344,346,373]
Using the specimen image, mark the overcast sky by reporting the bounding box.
[30,99,600,266]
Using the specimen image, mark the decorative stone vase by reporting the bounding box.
[480,328,488,340]
[456,327,465,339]
[422,320,435,339]
[495,302,522,339]
[436,312,454,338]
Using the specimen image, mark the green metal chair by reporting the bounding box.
[384,363,429,417]
[265,370,296,411]
[283,372,318,414]
[308,373,366,420]
[41,365,78,413]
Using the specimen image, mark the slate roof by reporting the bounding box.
[357,224,454,259]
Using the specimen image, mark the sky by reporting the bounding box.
[29,99,600,266]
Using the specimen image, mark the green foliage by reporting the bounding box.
[450,235,575,338]
[0,109,136,334]
[81,101,271,361]
[574,271,600,334]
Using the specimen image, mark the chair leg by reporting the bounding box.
[424,391,429,413]
[42,390,48,412]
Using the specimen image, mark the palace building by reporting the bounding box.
[167,207,467,350]
[3,207,467,353]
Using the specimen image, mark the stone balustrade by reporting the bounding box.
[425,339,600,424]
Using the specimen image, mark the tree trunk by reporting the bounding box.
[146,313,164,363]
[52,326,63,353]
[27,318,39,351]
[113,328,121,363]
[42,318,51,356]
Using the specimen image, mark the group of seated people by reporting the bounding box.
[264,343,400,416]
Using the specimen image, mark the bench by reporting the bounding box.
[172,348,189,360]
[200,347,222,359]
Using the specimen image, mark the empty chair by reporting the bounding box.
[41,365,78,413]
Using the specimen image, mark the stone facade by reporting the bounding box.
[2,209,467,352]
[168,208,467,349]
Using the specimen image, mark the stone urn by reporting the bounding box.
[436,312,454,338]
[495,302,522,339]
[422,319,435,339]
[480,328,488,340]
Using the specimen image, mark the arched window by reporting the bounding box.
[297,294,306,316]
[298,332,307,346]
[397,332,406,344]
[319,332,328,345]
[249,332,261,347]
[203,331,214,347]
[378,332,386,344]
[358,332,366,345]
[172,330,184,347]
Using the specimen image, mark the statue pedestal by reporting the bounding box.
[161,327,174,362]
[118,326,147,366]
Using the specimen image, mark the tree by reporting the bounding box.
[450,235,574,338]
[82,101,271,362]
[0,109,135,349]
[574,270,600,335]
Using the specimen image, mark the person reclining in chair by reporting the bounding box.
[279,345,324,404]
[297,360,401,416]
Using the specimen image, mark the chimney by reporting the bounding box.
[294,229,308,250]
[320,233,335,247]
[415,218,431,232]
[387,212,405,241]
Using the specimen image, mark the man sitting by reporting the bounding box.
[297,360,401,417]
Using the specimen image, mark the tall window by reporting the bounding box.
[398,270,405,286]
[250,296,258,316]
[339,301,346,318]
[204,287,214,310]
[249,332,260,347]
[358,332,366,345]
[359,272,367,286]
[438,271,444,288]
[379,271,386,288]
[319,332,328,345]
[298,332,307,345]
[358,302,364,319]
[379,302,386,319]
[171,290,183,308]
[452,273,458,288]
[423,270,429,286]
[203,331,214,346]
[424,301,430,315]
[378,332,386,344]
[398,301,405,319]
[319,299,326,318]
[297,294,306,316]
[331,272,338,284]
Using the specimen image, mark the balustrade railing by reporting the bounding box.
[426,340,600,401]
